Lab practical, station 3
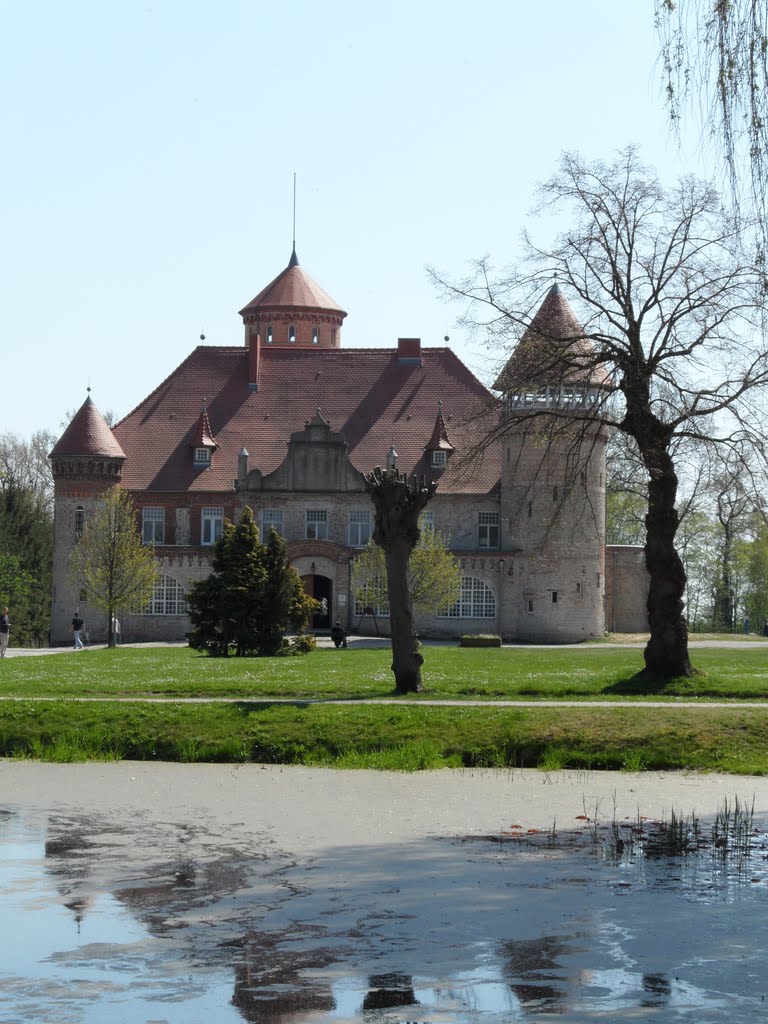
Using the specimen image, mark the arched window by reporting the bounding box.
[137,575,188,616]
[74,506,84,537]
[439,577,496,619]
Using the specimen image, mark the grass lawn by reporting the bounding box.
[1,644,768,701]
[1,645,767,772]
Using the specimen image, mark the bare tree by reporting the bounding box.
[656,1,768,245]
[432,147,768,680]
[364,466,437,693]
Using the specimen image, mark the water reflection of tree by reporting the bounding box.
[641,972,671,1008]
[500,935,578,1015]
[231,941,337,1024]
[362,973,417,1011]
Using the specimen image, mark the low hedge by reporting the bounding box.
[459,634,502,648]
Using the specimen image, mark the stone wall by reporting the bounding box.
[605,545,649,633]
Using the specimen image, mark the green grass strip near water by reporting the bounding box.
[2,646,768,771]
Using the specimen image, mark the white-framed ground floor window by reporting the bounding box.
[136,574,188,615]
[438,576,496,618]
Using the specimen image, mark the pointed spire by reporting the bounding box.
[493,283,609,392]
[425,401,455,453]
[288,245,300,268]
[189,402,217,449]
[49,394,126,459]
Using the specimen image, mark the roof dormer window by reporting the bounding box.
[431,450,448,468]
[194,447,211,466]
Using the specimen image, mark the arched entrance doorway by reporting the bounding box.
[301,574,332,629]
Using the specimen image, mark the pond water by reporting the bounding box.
[1,803,767,1023]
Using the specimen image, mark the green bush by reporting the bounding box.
[291,633,317,654]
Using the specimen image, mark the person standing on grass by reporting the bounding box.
[111,615,121,645]
[330,619,347,649]
[71,611,84,650]
[0,607,9,657]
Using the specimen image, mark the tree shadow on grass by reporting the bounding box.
[602,666,707,697]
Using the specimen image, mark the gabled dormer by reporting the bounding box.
[189,402,218,468]
[424,401,455,470]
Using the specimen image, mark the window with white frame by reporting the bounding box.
[194,447,211,465]
[142,507,165,545]
[305,509,328,540]
[431,450,447,467]
[137,574,188,616]
[419,510,434,531]
[439,577,496,618]
[348,509,371,547]
[201,507,224,546]
[478,511,500,549]
[261,508,283,537]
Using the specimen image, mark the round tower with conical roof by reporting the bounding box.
[239,247,347,350]
[48,395,126,644]
[495,284,608,642]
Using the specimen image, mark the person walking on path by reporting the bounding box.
[71,611,85,650]
[0,607,9,657]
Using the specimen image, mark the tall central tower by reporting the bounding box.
[238,248,347,350]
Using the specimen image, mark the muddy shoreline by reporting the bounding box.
[4,762,768,850]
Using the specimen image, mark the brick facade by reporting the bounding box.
[49,262,650,645]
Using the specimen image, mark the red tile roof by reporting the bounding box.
[494,284,610,391]
[50,396,127,459]
[238,251,346,318]
[113,347,500,495]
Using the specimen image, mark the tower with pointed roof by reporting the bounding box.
[49,394,127,641]
[494,283,608,642]
[239,248,347,389]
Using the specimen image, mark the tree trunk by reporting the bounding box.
[385,537,424,693]
[365,466,437,694]
[642,451,693,678]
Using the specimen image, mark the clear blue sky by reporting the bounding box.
[3,1,708,438]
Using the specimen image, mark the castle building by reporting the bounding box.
[49,251,648,644]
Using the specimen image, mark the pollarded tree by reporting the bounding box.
[69,487,159,647]
[352,528,461,619]
[432,147,768,680]
[365,466,437,693]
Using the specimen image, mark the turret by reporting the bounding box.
[48,395,126,644]
[495,284,608,642]
[238,248,347,388]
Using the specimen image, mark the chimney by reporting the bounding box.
[397,338,421,365]
[248,325,260,390]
